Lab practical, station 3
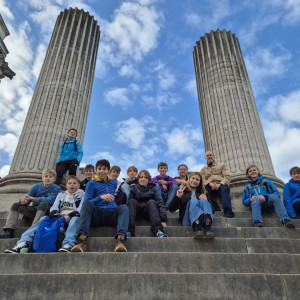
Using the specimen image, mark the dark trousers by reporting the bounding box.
[128,199,163,236]
[55,159,78,185]
[205,184,233,215]
[115,192,127,206]
[293,201,300,213]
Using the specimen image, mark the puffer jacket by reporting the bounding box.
[283,179,300,218]
[128,183,167,222]
[56,138,83,163]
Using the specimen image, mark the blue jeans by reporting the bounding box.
[155,183,178,207]
[251,194,290,223]
[183,198,214,227]
[121,183,130,198]
[78,201,129,238]
[18,216,80,247]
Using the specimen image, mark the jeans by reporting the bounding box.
[121,183,130,198]
[183,198,214,227]
[251,194,290,223]
[128,199,163,235]
[18,216,80,247]
[205,184,233,216]
[78,201,129,238]
[155,183,178,207]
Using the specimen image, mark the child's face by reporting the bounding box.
[158,166,168,177]
[291,172,300,181]
[66,178,80,194]
[96,165,109,180]
[85,169,94,180]
[110,170,120,180]
[189,175,200,188]
[178,166,188,178]
[248,167,259,180]
[68,130,77,139]
[127,169,137,179]
[138,173,149,187]
[42,173,56,187]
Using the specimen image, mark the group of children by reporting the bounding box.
[0,128,299,254]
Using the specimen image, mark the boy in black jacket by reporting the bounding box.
[127,170,168,237]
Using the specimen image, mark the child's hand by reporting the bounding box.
[100,194,115,202]
[20,195,30,205]
[162,184,167,191]
[125,177,132,183]
[176,185,186,198]
[257,195,266,202]
[250,196,257,202]
[161,222,167,227]
[198,194,207,200]
[158,180,167,185]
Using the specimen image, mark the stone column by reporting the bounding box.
[193,30,283,197]
[0,8,100,193]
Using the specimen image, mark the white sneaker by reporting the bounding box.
[58,244,72,252]
[4,241,30,254]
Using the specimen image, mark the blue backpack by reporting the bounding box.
[32,217,65,253]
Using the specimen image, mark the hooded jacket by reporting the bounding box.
[283,179,300,218]
[242,175,280,207]
[56,138,83,163]
[128,183,167,222]
[84,175,117,210]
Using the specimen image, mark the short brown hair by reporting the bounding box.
[66,175,80,184]
[245,164,261,179]
[42,169,57,179]
[157,162,168,170]
[187,172,205,194]
[127,166,138,173]
[290,166,300,176]
[111,166,121,173]
[84,164,95,172]
[137,170,151,181]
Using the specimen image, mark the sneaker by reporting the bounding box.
[0,229,14,239]
[115,234,127,252]
[282,219,296,229]
[224,211,235,218]
[193,227,205,239]
[58,244,72,253]
[156,230,168,238]
[71,234,88,252]
[253,220,263,227]
[4,241,30,254]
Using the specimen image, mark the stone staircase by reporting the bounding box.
[0,208,299,299]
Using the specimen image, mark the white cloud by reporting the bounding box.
[185,78,198,100]
[245,47,291,95]
[0,165,10,178]
[118,64,140,78]
[0,0,14,20]
[164,124,202,157]
[0,133,19,156]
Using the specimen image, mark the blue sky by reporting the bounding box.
[0,0,300,182]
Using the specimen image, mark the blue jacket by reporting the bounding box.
[56,138,83,163]
[242,175,280,207]
[85,175,117,210]
[283,179,300,218]
[27,182,61,205]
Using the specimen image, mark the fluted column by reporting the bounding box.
[193,30,283,192]
[0,8,100,192]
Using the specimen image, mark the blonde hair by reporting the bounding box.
[42,169,57,179]
[187,172,205,194]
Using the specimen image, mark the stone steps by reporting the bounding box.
[0,273,298,299]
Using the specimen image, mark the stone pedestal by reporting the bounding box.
[193,30,283,201]
[0,8,100,193]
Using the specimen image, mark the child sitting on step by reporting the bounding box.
[127,170,168,237]
[242,164,295,228]
[4,175,84,253]
[169,172,215,238]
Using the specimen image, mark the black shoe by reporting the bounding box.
[0,229,14,239]
[204,221,215,239]
[224,211,235,218]
[282,219,296,229]
[193,221,205,239]
[253,220,263,227]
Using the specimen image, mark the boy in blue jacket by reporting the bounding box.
[242,164,295,228]
[55,128,83,185]
[71,159,129,252]
[283,166,300,218]
[0,169,61,239]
